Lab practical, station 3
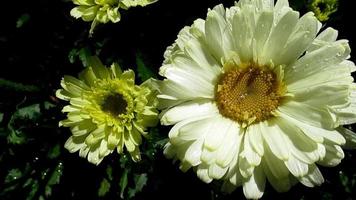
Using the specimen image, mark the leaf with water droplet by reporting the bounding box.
[5,168,22,184]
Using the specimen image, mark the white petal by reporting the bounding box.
[308,27,338,52]
[274,0,290,12]
[262,157,293,192]
[64,136,85,153]
[239,156,254,178]
[216,123,242,167]
[279,101,335,129]
[87,147,101,165]
[160,100,218,125]
[158,80,211,105]
[231,5,256,62]
[263,143,290,179]
[246,124,264,156]
[163,142,176,159]
[298,164,324,187]
[242,166,265,200]
[205,8,233,61]
[240,135,261,166]
[201,147,216,165]
[260,120,290,160]
[333,84,356,125]
[277,117,324,164]
[254,11,274,64]
[160,64,215,97]
[184,139,204,166]
[292,61,355,96]
[203,116,235,151]
[285,40,351,85]
[274,12,320,66]
[176,117,212,142]
[285,156,309,177]
[317,143,344,167]
[208,163,228,179]
[197,164,213,183]
[337,127,356,149]
[260,10,299,64]
[183,36,221,75]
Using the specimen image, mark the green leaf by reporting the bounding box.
[44,101,56,110]
[106,165,113,181]
[16,13,30,28]
[68,47,93,66]
[26,180,39,200]
[45,162,63,197]
[5,168,22,184]
[0,112,3,123]
[79,47,92,67]
[68,48,79,64]
[47,144,61,159]
[0,78,40,92]
[136,53,156,81]
[7,104,41,144]
[119,169,129,199]
[13,104,41,120]
[128,173,148,199]
[98,178,111,197]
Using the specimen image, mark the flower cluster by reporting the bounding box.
[70,0,157,34]
[56,57,158,165]
[57,0,356,199]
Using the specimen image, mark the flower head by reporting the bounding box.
[158,0,356,198]
[70,0,158,34]
[56,57,158,165]
[308,0,338,22]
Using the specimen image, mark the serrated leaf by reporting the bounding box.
[136,53,155,81]
[7,104,41,144]
[119,169,128,199]
[13,104,41,120]
[7,129,26,144]
[98,178,110,197]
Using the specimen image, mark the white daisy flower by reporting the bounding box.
[157,0,356,199]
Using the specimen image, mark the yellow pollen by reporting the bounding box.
[215,65,284,125]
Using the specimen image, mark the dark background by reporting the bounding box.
[0,0,356,199]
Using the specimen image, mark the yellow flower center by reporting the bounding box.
[215,64,285,126]
[101,93,128,116]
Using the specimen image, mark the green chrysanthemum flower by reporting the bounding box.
[56,57,158,165]
[308,0,338,22]
[70,0,158,34]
